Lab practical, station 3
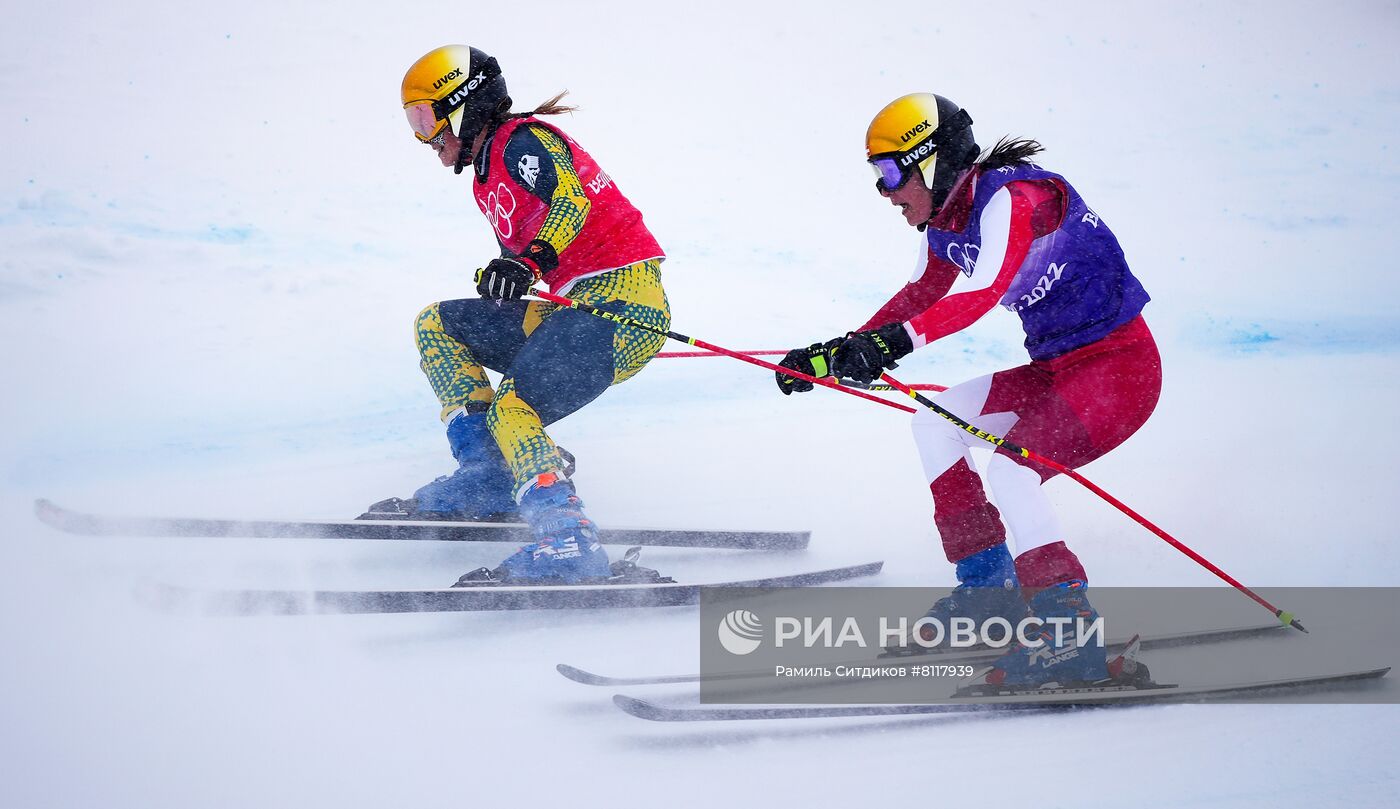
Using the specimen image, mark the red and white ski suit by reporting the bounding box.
[868,165,1161,586]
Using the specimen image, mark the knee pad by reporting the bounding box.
[987,453,1063,556]
[415,302,447,353]
[416,302,492,418]
[911,407,977,482]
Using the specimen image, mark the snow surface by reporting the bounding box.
[3,0,1399,806]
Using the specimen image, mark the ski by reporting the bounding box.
[140,561,884,615]
[556,621,1285,686]
[34,499,808,551]
[612,667,1391,721]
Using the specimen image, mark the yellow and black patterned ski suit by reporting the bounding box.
[415,123,669,491]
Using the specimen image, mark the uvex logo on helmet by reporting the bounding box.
[901,120,932,143]
[898,131,942,168]
[445,72,489,110]
[432,68,463,90]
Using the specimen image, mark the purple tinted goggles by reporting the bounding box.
[867,108,973,193]
[869,156,916,193]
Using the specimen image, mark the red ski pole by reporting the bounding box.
[529,290,918,414]
[656,349,788,358]
[656,348,950,392]
[532,290,1292,627]
[877,371,1306,633]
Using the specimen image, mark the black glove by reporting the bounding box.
[831,323,914,384]
[775,338,841,395]
[475,240,558,300]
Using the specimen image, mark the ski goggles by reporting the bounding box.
[867,109,973,192]
[869,155,919,193]
[405,101,450,143]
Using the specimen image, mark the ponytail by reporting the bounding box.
[978,136,1045,170]
[520,90,578,118]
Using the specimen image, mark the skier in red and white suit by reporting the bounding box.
[777,93,1162,686]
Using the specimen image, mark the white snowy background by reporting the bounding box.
[3,0,1399,806]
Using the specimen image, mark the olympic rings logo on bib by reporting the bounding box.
[946,242,979,277]
[479,183,517,240]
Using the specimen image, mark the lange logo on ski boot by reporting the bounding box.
[531,537,585,561]
[1027,641,1082,669]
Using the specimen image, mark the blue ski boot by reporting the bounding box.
[981,579,1109,689]
[359,409,517,521]
[464,472,611,584]
[887,544,1028,654]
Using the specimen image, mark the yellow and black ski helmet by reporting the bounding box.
[866,93,979,208]
[401,45,510,163]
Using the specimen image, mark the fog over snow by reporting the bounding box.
[3,1,1398,807]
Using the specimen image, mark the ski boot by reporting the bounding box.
[885,543,1028,656]
[452,472,611,586]
[358,410,530,522]
[973,579,1110,691]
